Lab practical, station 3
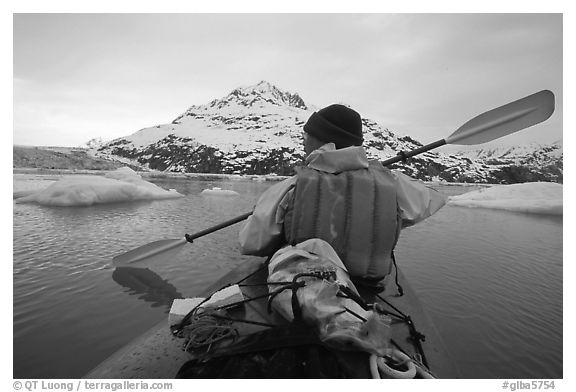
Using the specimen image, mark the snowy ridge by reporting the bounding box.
[455,141,563,162]
[94,81,562,184]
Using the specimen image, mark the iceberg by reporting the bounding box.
[14,167,183,207]
[447,182,562,215]
[200,187,240,197]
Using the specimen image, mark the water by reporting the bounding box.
[12,175,562,379]
[397,185,563,379]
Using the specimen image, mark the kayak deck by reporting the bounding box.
[86,257,458,378]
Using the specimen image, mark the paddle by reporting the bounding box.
[113,89,555,268]
[381,90,555,166]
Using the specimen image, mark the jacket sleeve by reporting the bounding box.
[238,177,297,256]
[392,170,447,227]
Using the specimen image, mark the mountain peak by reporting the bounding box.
[207,80,308,110]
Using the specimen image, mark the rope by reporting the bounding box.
[391,251,404,297]
[234,260,270,285]
[173,260,271,335]
[210,314,277,328]
[180,307,239,352]
[375,291,429,368]
[266,283,300,314]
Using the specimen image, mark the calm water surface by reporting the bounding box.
[13,174,562,379]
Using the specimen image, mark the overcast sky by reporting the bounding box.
[13,13,562,149]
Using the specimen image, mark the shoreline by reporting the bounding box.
[12,167,290,182]
[13,167,494,187]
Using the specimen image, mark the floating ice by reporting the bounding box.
[200,187,240,197]
[14,167,183,207]
[448,182,562,215]
[13,190,39,199]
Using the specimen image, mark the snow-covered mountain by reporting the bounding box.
[451,141,563,183]
[94,81,562,184]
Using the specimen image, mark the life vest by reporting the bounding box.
[283,161,402,281]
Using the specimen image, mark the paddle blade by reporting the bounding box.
[445,90,555,145]
[112,267,184,307]
[113,238,188,267]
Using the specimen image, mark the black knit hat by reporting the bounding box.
[303,104,364,149]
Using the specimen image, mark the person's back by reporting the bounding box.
[284,154,402,281]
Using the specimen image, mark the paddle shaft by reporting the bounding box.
[185,211,253,242]
[381,139,446,166]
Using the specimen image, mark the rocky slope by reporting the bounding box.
[13,145,132,171]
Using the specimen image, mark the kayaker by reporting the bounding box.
[239,104,446,286]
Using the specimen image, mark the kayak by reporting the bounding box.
[85,257,459,379]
